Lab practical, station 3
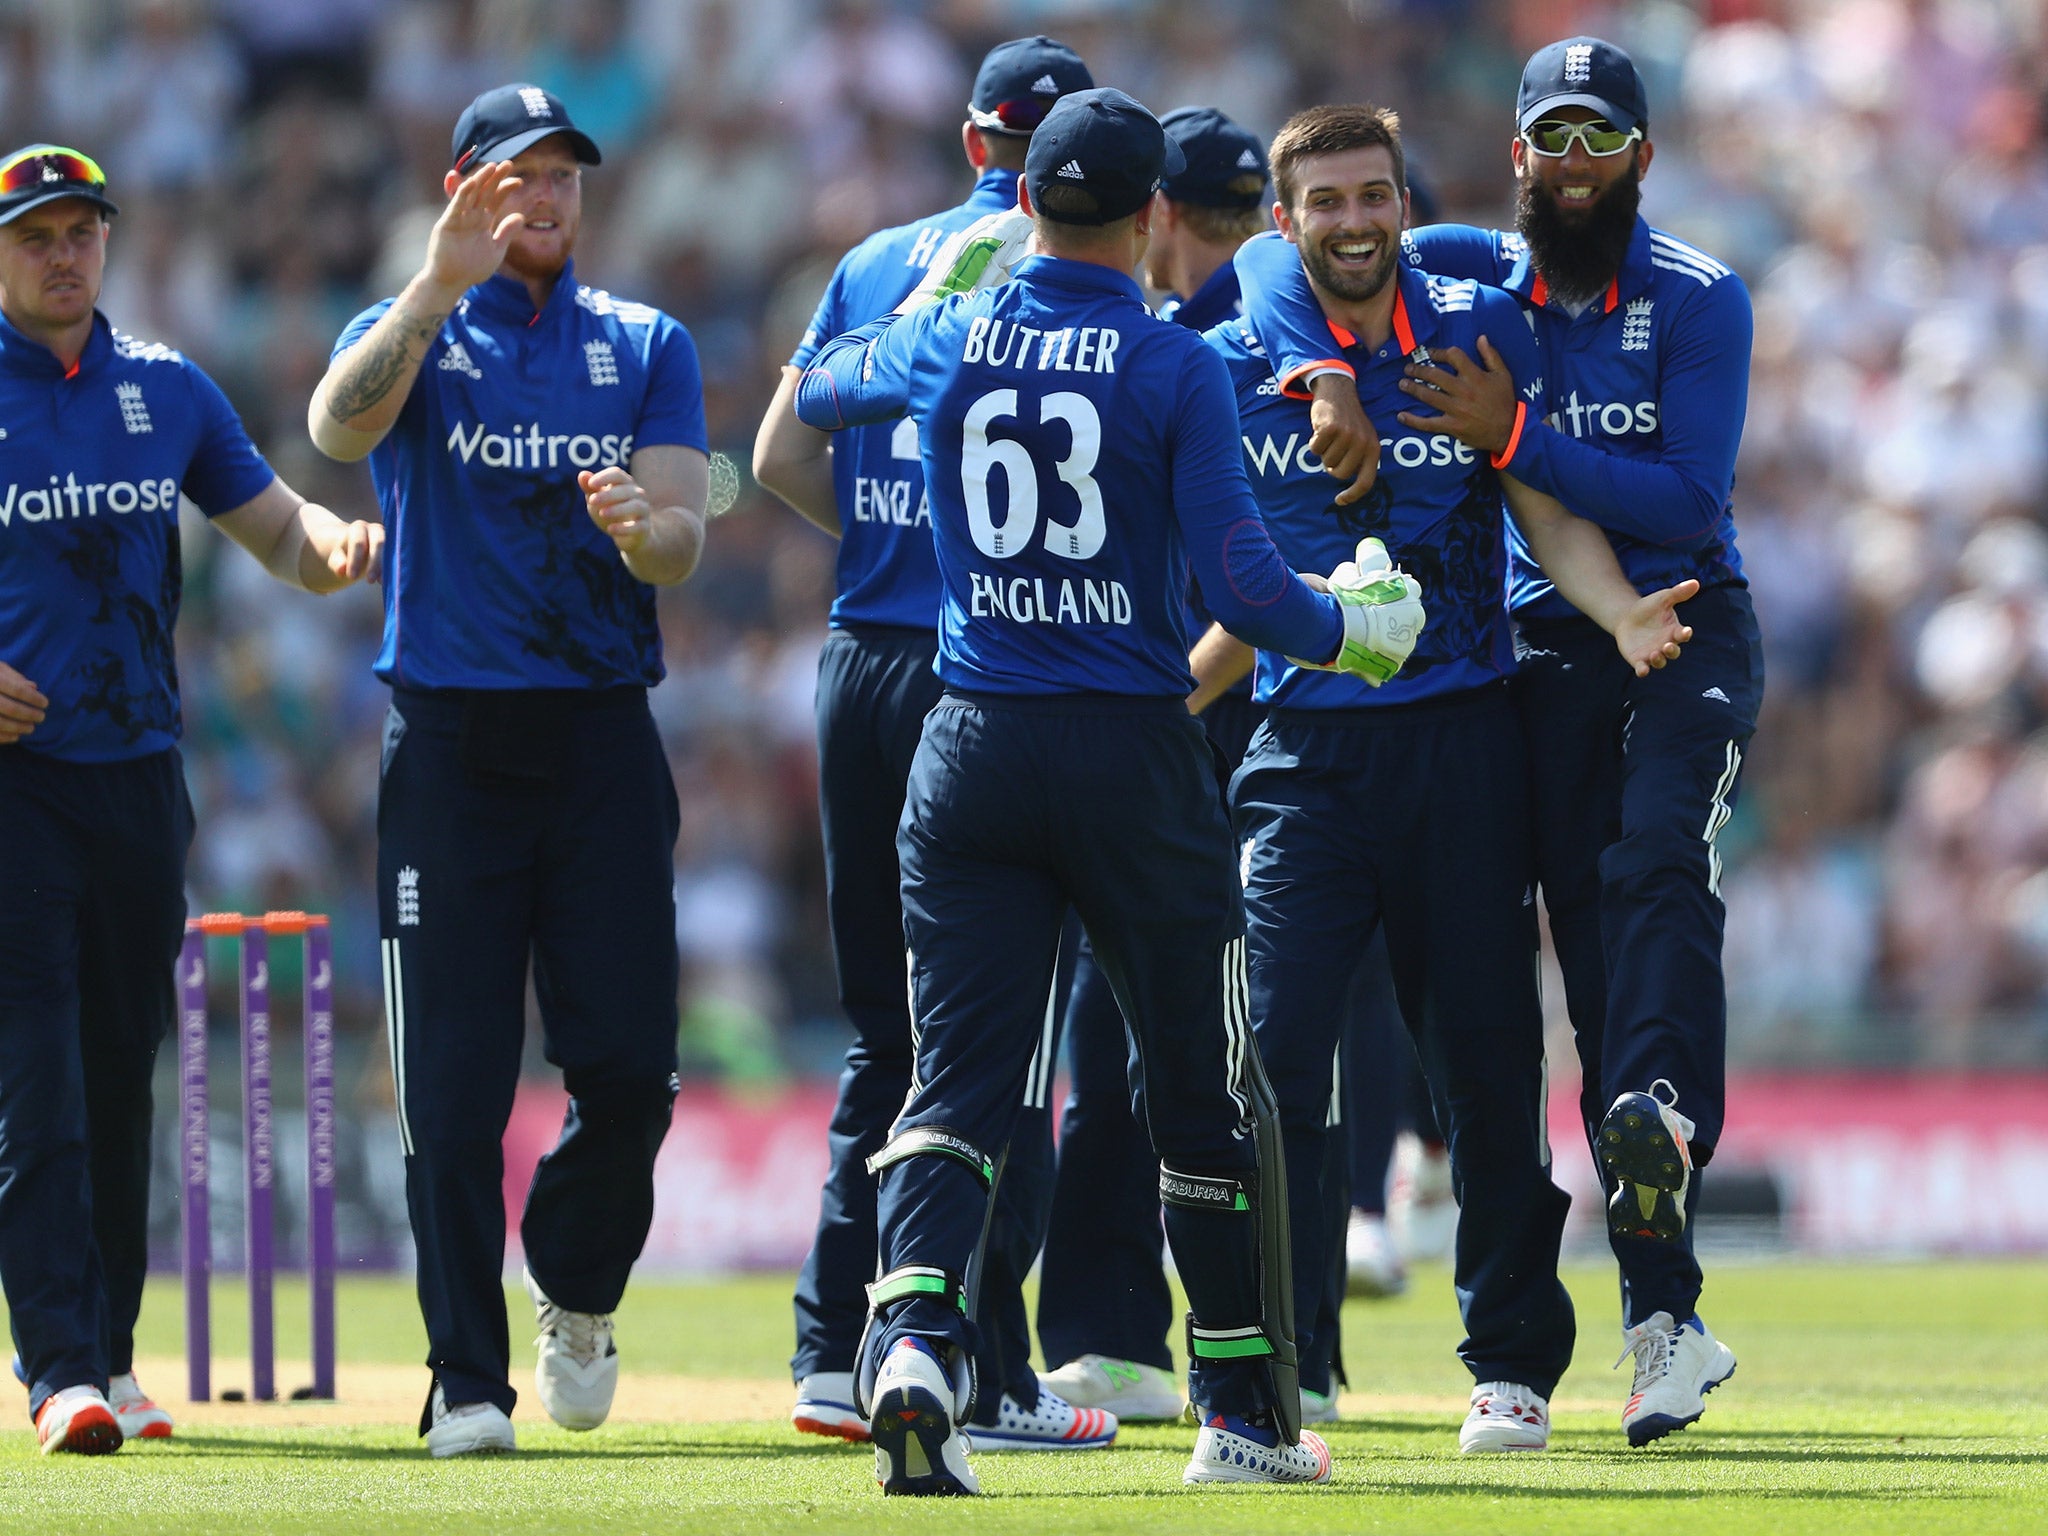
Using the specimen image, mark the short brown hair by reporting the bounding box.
[1269,104,1405,214]
[1173,191,1268,245]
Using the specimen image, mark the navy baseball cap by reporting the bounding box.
[0,144,117,226]
[1159,106,1267,208]
[1516,37,1648,133]
[969,35,1093,135]
[451,84,602,171]
[1027,89,1186,226]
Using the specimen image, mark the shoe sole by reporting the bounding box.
[1626,1358,1736,1447]
[121,1418,174,1440]
[962,1428,1116,1453]
[1183,1430,1333,1483]
[793,1407,871,1442]
[1460,1436,1550,1453]
[41,1404,122,1456]
[871,1381,972,1495]
[1599,1095,1689,1242]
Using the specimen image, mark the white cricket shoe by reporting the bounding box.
[1459,1381,1550,1452]
[1038,1354,1183,1422]
[1617,1312,1737,1446]
[870,1338,978,1495]
[1599,1080,1696,1242]
[425,1382,516,1457]
[35,1385,122,1455]
[1299,1385,1340,1424]
[1389,1132,1458,1263]
[524,1266,618,1431]
[1345,1208,1409,1298]
[962,1384,1116,1452]
[1184,1415,1333,1484]
[792,1370,869,1441]
[107,1372,174,1440]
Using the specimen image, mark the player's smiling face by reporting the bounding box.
[500,137,583,280]
[1277,145,1406,305]
[1512,104,1651,224]
[0,197,107,333]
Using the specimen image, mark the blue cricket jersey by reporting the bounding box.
[1235,218,1751,619]
[790,167,1019,631]
[794,255,1341,697]
[1207,262,1542,709]
[334,258,707,689]
[0,309,274,762]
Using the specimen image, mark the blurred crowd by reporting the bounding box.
[5,0,2045,1073]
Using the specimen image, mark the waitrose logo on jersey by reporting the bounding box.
[0,473,181,527]
[445,421,635,471]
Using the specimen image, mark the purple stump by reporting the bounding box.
[177,926,210,1403]
[304,919,337,1400]
[240,924,275,1403]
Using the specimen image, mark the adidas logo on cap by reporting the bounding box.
[1032,73,1058,93]
[1057,159,1084,179]
[1236,147,1261,169]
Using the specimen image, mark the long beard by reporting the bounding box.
[1516,158,1640,307]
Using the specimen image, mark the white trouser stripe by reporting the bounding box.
[1023,932,1063,1109]
[382,938,414,1157]
[904,947,922,1097]
[1222,936,1251,1126]
[1702,741,1742,898]
[1326,1044,1342,1129]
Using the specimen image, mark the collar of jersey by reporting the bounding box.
[466,257,577,327]
[1008,253,1146,306]
[0,304,112,378]
[1321,262,1431,362]
[1504,213,1653,313]
[1169,261,1242,331]
[966,165,1020,212]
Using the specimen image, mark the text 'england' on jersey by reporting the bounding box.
[336,260,707,690]
[0,310,274,762]
[790,167,1019,630]
[1208,265,1536,710]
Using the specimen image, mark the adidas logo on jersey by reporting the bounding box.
[1702,687,1731,704]
[1032,74,1058,92]
[439,342,483,380]
[1236,147,1261,169]
[115,382,152,434]
[1056,159,1084,179]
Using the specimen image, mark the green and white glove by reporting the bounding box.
[1292,537,1427,686]
[894,210,1035,314]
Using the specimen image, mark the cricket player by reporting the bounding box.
[753,36,1110,1453]
[1198,102,1698,1453]
[1236,39,1759,1444]
[1033,102,1277,1426]
[795,87,1432,1494]
[308,86,710,1456]
[0,144,381,1454]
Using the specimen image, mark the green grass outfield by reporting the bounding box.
[2,1259,2043,1534]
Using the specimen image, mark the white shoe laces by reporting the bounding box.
[1648,1079,1697,1142]
[534,1298,613,1367]
[1614,1315,1682,1391]
[1471,1381,1546,1421]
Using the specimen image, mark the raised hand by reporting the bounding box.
[1614,578,1699,676]
[0,658,49,744]
[895,210,1036,314]
[424,160,527,296]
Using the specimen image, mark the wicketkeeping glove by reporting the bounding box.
[894,210,1035,314]
[1290,537,1427,686]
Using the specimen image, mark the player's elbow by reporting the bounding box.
[307,387,374,463]
[1653,484,1731,551]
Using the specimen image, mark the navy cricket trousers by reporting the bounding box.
[879,693,1270,1418]
[794,629,1058,1415]
[1234,685,1576,1398]
[0,745,190,1419]
[1514,584,1765,1325]
[379,687,681,1418]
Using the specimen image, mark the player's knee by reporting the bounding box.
[1599,825,1715,893]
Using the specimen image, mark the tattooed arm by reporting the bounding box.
[308,160,526,461]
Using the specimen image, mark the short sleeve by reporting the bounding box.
[635,316,709,453]
[789,264,846,370]
[179,362,276,517]
[333,299,396,360]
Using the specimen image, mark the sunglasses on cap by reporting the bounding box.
[1521,119,1642,158]
[0,145,108,197]
[969,97,1055,135]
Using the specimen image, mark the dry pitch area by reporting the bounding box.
[0,1261,2041,1535]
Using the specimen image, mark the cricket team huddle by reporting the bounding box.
[0,22,1758,1497]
